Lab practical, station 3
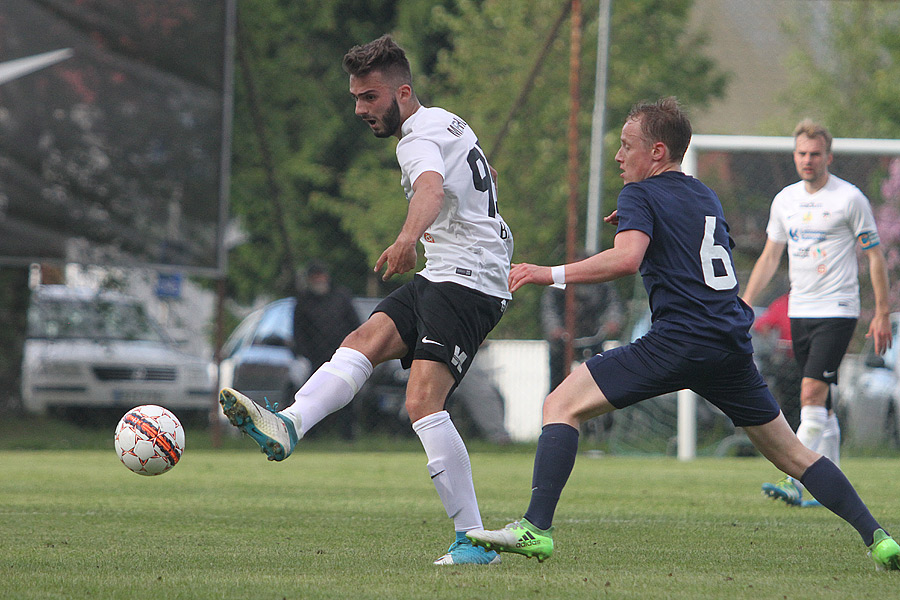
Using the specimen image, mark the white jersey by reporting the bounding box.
[396,106,513,299]
[766,174,881,318]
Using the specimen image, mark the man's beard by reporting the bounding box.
[374,97,402,138]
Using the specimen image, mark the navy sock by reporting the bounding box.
[800,456,883,546]
[523,423,579,531]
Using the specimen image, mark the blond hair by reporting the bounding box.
[793,119,832,153]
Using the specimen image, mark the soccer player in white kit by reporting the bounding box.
[743,119,893,507]
[219,34,513,565]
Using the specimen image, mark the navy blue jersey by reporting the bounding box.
[616,171,754,354]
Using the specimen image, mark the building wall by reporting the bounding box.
[688,0,828,135]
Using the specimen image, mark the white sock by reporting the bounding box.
[796,405,828,453]
[820,413,841,467]
[412,411,483,532]
[793,405,828,488]
[280,347,373,437]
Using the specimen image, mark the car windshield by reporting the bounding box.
[27,298,168,343]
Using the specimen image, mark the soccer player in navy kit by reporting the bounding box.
[220,35,512,565]
[467,98,900,570]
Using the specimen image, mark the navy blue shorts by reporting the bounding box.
[585,332,780,427]
[373,275,506,384]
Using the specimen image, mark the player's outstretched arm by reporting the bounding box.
[508,263,552,293]
[375,170,444,281]
[508,230,649,293]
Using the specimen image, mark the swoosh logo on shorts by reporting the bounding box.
[422,336,444,347]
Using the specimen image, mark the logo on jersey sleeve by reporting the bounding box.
[858,230,880,250]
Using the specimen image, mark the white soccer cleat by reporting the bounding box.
[219,388,300,461]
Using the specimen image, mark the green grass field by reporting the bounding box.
[1,417,899,599]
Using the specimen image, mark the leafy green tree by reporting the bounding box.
[227,0,403,302]
[228,0,727,340]
[342,0,727,337]
[781,3,900,139]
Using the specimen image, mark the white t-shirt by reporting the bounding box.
[396,106,513,299]
[766,174,881,318]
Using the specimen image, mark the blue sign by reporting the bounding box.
[156,273,183,299]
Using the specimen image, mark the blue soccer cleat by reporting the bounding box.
[433,532,501,565]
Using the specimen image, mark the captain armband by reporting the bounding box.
[858,231,880,250]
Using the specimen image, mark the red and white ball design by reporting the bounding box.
[114,405,185,476]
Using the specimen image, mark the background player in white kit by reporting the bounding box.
[743,119,893,506]
[220,34,513,565]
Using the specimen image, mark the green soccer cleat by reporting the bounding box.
[433,532,501,565]
[868,529,900,571]
[219,388,299,461]
[466,518,554,562]
[762,476,802,506]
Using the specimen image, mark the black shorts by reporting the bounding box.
[373,275,507,384]
[585,331,781,428]
[790,317,857,385]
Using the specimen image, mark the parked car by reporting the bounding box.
[218,297,411,434]
[218,296,511,441]
[21,285,216,418]
[836,312,900,447]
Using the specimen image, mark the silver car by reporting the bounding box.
[21,285,216,416]
[837,313,900,448]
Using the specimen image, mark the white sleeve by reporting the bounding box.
[396,135,444,188]
[847,190,880,249]
[765,195,788,243]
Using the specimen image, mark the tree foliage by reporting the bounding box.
[228,0,728,337]
[227,0,402,303]
[781,2,900,316]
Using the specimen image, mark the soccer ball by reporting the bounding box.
[114,405,185,476]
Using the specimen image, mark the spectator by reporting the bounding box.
[292,260,361,439]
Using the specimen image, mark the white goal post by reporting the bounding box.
[674,134,900,461]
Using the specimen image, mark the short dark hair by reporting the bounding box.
[793,119,832,153]
[306,259,329,277]
[627,97,692,162]
[342,34,412,87]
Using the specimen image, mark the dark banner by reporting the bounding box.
[0,0,233,275]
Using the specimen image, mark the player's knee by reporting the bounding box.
[542,390,580,425]
[406,395,445,423]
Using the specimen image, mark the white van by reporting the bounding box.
[21,285,216,416]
